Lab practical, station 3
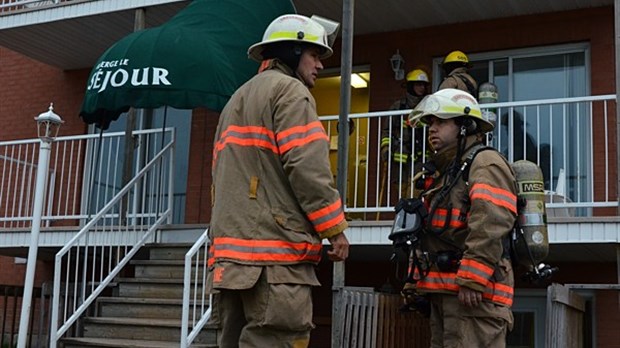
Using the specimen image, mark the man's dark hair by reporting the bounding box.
[262,42,324,73]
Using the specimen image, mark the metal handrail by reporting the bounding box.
[49,135,175,347]
[318,94,617,216]
[180,227,211,348]
[0,0,61,11]
[0,128,173,227]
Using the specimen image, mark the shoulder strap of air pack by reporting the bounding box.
[461,144,495,183]
[454,74,478,98]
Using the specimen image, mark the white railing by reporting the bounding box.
[180,228,211,348]
[0,128,173,228]
[319,94,617,217]
[0,0,61,12]
[49,131,175,348]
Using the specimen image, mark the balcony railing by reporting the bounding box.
[0,95,616,229]
[0,0,63,12]
[319,94,617,218]
[0,128,174,229]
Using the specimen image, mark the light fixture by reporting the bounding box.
[390,49,405,81]
[34,103,63,141]
[350,73,368,88]
[19,103,63,348]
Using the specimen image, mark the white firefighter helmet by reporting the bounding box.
[408,88,494,133]
[248,14,338,62]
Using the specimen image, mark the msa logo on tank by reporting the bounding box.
[519,181,545,194]
[86,59,172,93]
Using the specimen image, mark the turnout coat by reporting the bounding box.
[209,60,348,289]
[416,137,517,308]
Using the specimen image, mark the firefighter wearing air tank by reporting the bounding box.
[380,69,430,199]
[407,88,517,347]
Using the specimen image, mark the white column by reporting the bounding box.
[17,139,52,348]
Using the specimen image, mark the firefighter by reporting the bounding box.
[380,69,430,201]
[438,50,478,97]
[406,88,517,347]
[208,14,349,347]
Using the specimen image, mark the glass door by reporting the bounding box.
[84,107,191,224]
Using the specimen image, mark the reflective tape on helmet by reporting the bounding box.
[268,31,321,42]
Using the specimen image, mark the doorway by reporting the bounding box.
[311,68,370,214]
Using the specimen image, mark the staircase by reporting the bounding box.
[60,244,217,348]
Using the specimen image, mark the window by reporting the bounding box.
[433,44,590,209]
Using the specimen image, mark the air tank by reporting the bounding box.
[511,160,549,267]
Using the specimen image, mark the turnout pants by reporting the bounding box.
[209,270,314,348]
[429,294,513,348]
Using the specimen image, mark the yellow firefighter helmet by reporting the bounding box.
[406,69,430,83]
[442,50,469,65]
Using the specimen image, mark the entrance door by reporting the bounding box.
[311,69,370,215]
[85,107,191,224]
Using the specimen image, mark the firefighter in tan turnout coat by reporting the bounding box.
[407,88,517,347]
[208,14,349,348]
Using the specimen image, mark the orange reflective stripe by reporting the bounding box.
[210,237,322,263]
[430,208,467,228]
[208,244,215,267]
[458,258,494,280]
[416,271,460,291]
[213,125,279,169]
[470,183,517,214]
[416,270,513,306]
[215,125,278,153]
[307,200,345,233]
[276,121,329,154]
[484,282,514,306]
[214,249,321,263]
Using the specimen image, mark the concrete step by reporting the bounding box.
[82,317,216,344]
[145,243,195,260]
[116,278,205,299]
[155,225,208,245]
[132,259,206,279]
[61,337,217,348]
[97,296,206,320]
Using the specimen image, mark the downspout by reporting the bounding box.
[615,0,620,305]
[332,0,354,347]
[121,8,145,224]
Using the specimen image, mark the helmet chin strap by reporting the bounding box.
[449,125,468,178]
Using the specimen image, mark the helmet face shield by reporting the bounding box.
[408,88,494,133]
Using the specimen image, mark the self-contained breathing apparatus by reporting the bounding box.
[388,151,559,314]
[510,160,559,282]
[388,197,430,315]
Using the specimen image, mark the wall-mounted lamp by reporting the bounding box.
[390,49,405,81]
